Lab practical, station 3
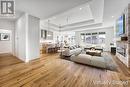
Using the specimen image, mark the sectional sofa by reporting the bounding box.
[62,45,82,57]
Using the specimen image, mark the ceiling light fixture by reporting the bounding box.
[112,16,114,18]
[47,20,52,37]
[80,8,82,10]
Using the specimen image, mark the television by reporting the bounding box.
[116,14,125,36]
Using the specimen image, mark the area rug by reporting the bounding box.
[102,53,118,71]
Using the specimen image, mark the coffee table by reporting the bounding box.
[86,50,101,56]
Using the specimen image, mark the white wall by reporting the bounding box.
[0,30,12,54]
[0,20,15,54]
[15,14,27,61]
[15,13,40,62]
[27,15,40,61]
[75,27,114,51]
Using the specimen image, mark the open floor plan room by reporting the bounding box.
[0,0,130,87]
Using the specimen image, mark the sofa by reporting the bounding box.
[71,54,106,69]
[62,45,82,57]
[84,44,104,52]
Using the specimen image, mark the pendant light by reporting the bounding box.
[47,20,51,37]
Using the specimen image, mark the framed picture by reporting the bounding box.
[0,33,10,41]
[41,30,47,39]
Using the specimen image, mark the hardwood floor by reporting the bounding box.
[0,53,130,87]
[0,53,23,69]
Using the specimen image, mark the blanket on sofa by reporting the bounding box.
[70,53,118,71]
[103,53,118,71]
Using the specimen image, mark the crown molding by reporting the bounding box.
[61,19,94,28]
[62,23,102,31]
[74,26,114,32]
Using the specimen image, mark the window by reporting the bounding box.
[98,35,105,44]
[81,33,85,42]
[80,32,106,44]
[92,35,98,44]
[85,33,91,43]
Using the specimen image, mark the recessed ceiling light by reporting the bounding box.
[112,16,114,18]
[80,8,82,10]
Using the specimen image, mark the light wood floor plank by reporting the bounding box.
[0,53,130,87]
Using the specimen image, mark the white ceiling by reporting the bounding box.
[1,0,130,31]
[15,0,91,19]
[41,0,104,31]
[44,3,94,26]
[41,0,130,31]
